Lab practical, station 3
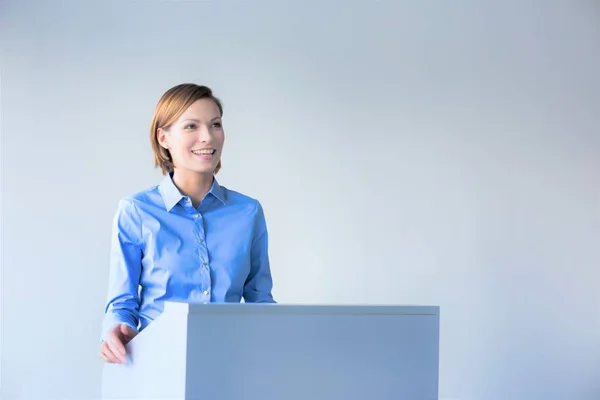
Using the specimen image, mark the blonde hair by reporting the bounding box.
[150,83,224,175]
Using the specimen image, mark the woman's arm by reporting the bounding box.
[101,197,143,340]
[243,201,276,303]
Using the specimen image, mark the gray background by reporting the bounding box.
[1,1,599,399]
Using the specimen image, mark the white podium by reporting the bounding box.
[102,302,440,400]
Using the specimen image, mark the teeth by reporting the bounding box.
[192,149,215,155]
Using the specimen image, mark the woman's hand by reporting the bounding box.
[99,324,138,364]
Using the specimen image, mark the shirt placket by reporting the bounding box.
[183,197,212,304]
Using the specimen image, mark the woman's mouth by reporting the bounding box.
[191,148,216,160]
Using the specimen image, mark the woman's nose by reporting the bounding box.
[198,124,212,141]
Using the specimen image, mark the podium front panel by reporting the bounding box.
[184,304,439,400]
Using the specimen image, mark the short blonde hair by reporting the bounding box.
[150,83,224,175]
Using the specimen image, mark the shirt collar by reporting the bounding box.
[209,177,227,205]
[159,173,227,212]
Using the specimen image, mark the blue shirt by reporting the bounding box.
[101,173,275,339]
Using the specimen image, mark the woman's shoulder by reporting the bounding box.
[218,184,267,223]
[114,184,163,214]
[219,184,263,209]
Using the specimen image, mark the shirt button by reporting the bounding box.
[202,261,207,267]
[203,290,209,295]
[199,238,204,243]
[194,214,200,219]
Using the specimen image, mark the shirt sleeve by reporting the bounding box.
[101,198,143,340]
[243,201,276,303]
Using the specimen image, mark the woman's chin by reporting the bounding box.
[176,165,217,175]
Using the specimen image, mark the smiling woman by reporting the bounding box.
[99,83,276,364]
[151,84,225,181]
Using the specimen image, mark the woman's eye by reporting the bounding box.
[212,122,222,128]
[185,124,196,130]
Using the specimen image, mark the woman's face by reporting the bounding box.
[158,98,224,176]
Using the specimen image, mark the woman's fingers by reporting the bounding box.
[100,342,120,363]
[100,324,135,363]
[106,337,128,363]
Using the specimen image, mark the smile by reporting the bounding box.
[191,149,216,155]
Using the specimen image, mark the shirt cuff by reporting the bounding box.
[101,311,139,341]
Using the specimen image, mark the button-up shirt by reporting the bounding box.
[101,173,275,338]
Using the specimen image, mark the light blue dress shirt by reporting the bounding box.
[101,173,275,338]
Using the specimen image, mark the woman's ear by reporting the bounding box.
[157,127,169,150]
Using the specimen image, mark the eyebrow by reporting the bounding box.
[181,117,221,123]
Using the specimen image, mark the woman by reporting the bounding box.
[99,83,276,364]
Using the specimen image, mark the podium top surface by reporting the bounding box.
[163,301,439,316]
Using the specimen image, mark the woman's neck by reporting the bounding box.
[171,169,213,208]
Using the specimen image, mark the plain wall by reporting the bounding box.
[1,1,599,399]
